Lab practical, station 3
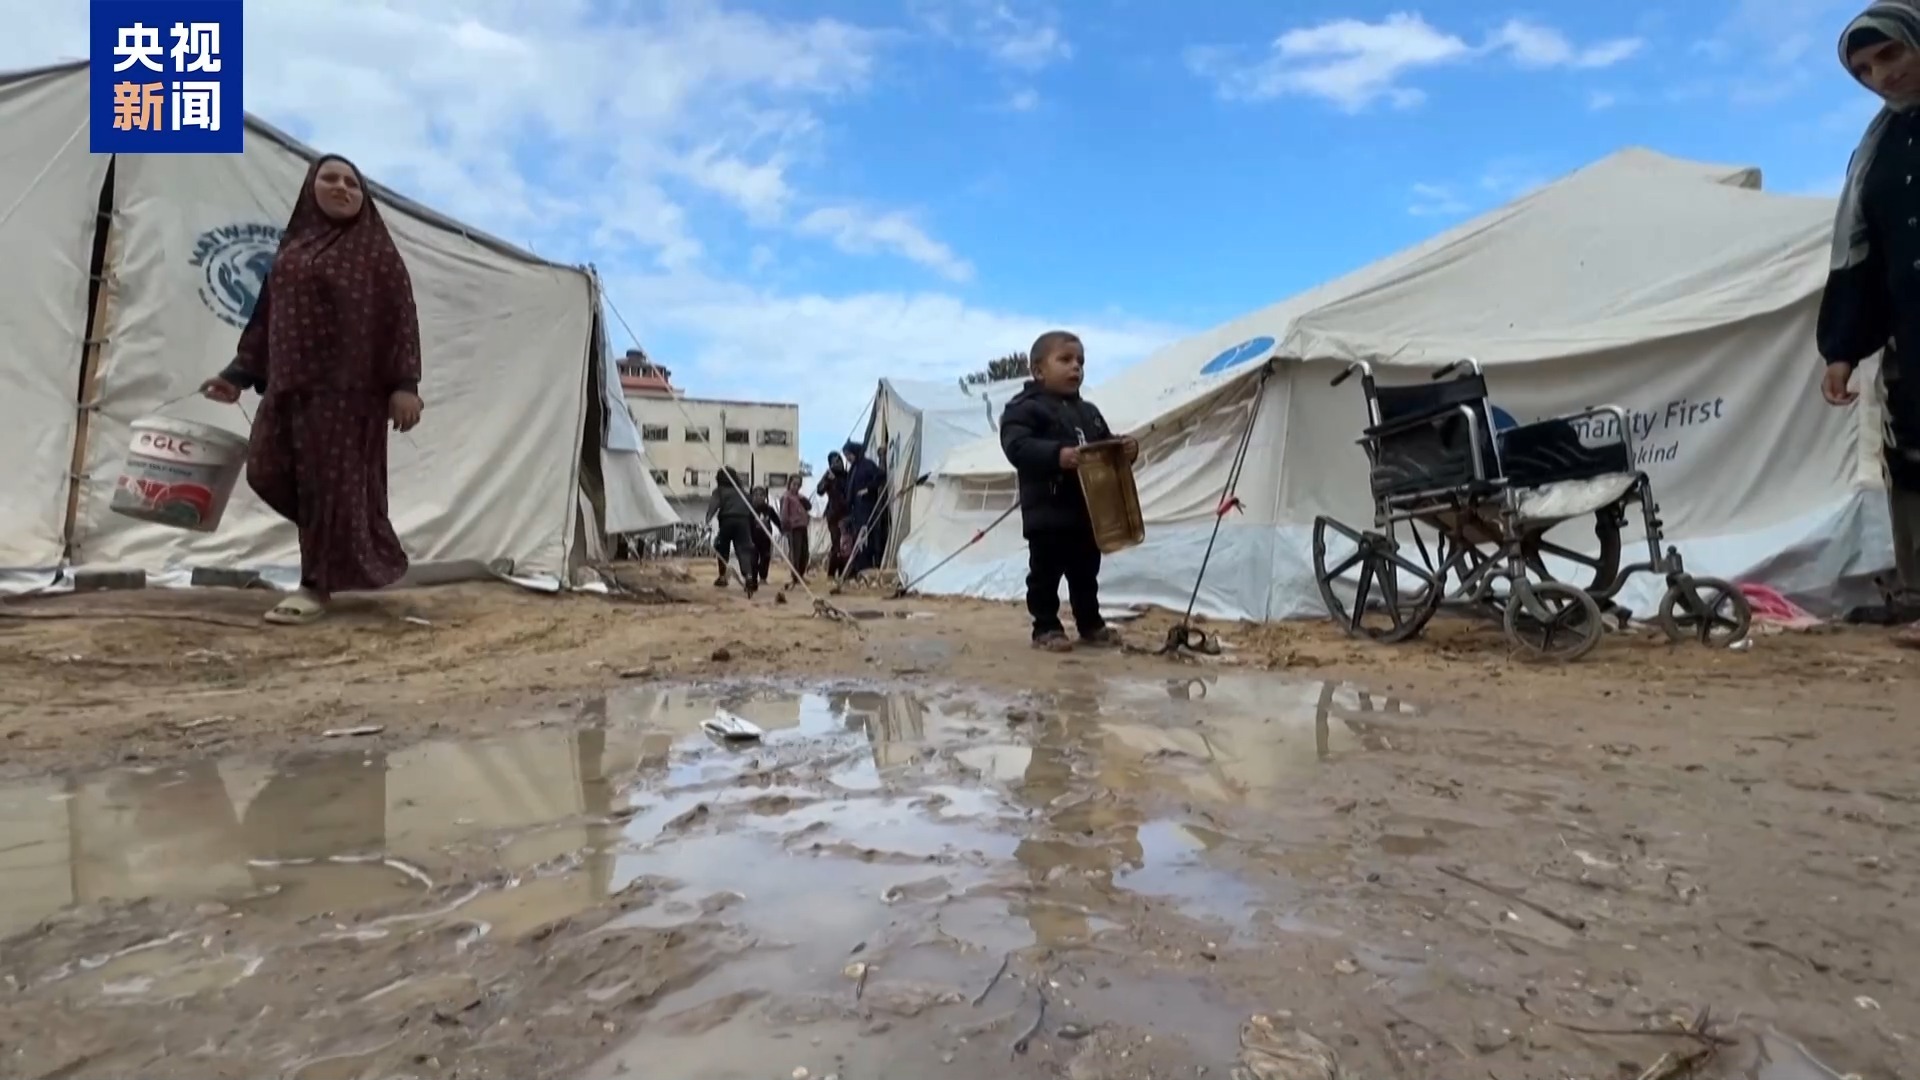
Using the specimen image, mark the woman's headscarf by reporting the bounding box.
[1833,2,1920,272]
[262,154,420,392]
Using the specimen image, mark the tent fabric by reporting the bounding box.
[864,376,1024,567]
[0,62,676,594]
[0,64,106,571]
[908,148,1891,620]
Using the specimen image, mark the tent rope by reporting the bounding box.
[888,503,1017,598]
[599,291,853,624]
[1160,365,1272,656]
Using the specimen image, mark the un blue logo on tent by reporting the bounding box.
[1200,336,1275,375]
[189,223,284,328]
[1488,404,1518,431]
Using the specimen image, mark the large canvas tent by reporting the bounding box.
[905,149,1890,619]
[0,61,675,595]
[862,376,1025,567]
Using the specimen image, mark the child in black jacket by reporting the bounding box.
[998,330,1138,651]
[705,468,759,594]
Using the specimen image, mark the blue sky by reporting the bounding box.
[12,0,1886,467]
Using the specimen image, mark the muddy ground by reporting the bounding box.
[0,559,1914,1079]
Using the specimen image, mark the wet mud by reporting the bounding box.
[2,673,1910,1079]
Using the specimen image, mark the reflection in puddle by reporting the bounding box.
[0,678,1395,938]
[0,675,1403,1077]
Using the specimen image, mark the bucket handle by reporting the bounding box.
[151,387,420,448]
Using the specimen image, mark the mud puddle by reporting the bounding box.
[0,677,1414,1079]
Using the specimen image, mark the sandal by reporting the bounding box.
[264,591,326,626]
[1032,632,1073,652]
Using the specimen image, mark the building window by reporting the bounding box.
[765,472,788,487]
[724,428,750,445]
[649,469,668,485]
[684,427,710,443]
[641,424,669,442]
[758,428,791,447]
[683,468,705,488]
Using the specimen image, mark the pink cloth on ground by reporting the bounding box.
[1738,583,1821,630]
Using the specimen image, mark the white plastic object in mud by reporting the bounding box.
[701,709,765,742]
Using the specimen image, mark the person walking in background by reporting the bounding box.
[1819,1,1920,647]
[817,450,850,577]
[749,484,782,584]
[780,474,813,582]
[841,441,887,576]
[200,154,423,627]
[705,468,758,595]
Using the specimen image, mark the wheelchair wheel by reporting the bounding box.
[1312,516,1443,644]
[1520,512,1624,600]
[1656,576,1751,647]
[1503,580,1604,662]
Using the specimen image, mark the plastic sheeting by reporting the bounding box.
[908,149,1889,619]
[0,62,677,593]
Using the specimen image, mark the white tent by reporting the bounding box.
[0,61,676,595]
[863,376,1025,567]
[905,148,1890,619]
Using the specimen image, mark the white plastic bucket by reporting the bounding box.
[109,417,250,533]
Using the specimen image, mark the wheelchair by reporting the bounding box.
[1310,360,1752,661]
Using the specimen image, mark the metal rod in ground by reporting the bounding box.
[1175,368,1270,633]
[890,503,1018,597]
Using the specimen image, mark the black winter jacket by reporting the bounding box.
[998,381,1114,537]
[706,484,754,523]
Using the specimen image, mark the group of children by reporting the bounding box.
[704,471,812,596]
[703,329,1135,653]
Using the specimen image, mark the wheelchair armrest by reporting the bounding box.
[1522,405,1633,451]
[1357,403,1491,482]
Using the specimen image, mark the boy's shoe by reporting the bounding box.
[1079,627,1122,647]
[1032,631,1072,652]
[713,576,727,588]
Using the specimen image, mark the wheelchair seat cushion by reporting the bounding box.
[1511,473,1637,523]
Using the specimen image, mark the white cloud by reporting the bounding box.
[1407,182,1469,217]
[1187,13,1645,112]
[1,0,1168,466]
[913,0,1073,71]
[796,206,975,282]
[1488,19,1642,70]
[1187,14,1470,112]
[1587,89,1619,111]
[1005,87,1042,111]
[1686,0,1857,105]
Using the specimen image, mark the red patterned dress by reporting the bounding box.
[218,155,420,595]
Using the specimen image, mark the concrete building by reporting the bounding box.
[618,350,803,520]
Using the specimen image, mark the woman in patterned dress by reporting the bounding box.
[200,154,424,625]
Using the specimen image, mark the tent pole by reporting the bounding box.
[1162,365,1272,654]
[62,160,118,564]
